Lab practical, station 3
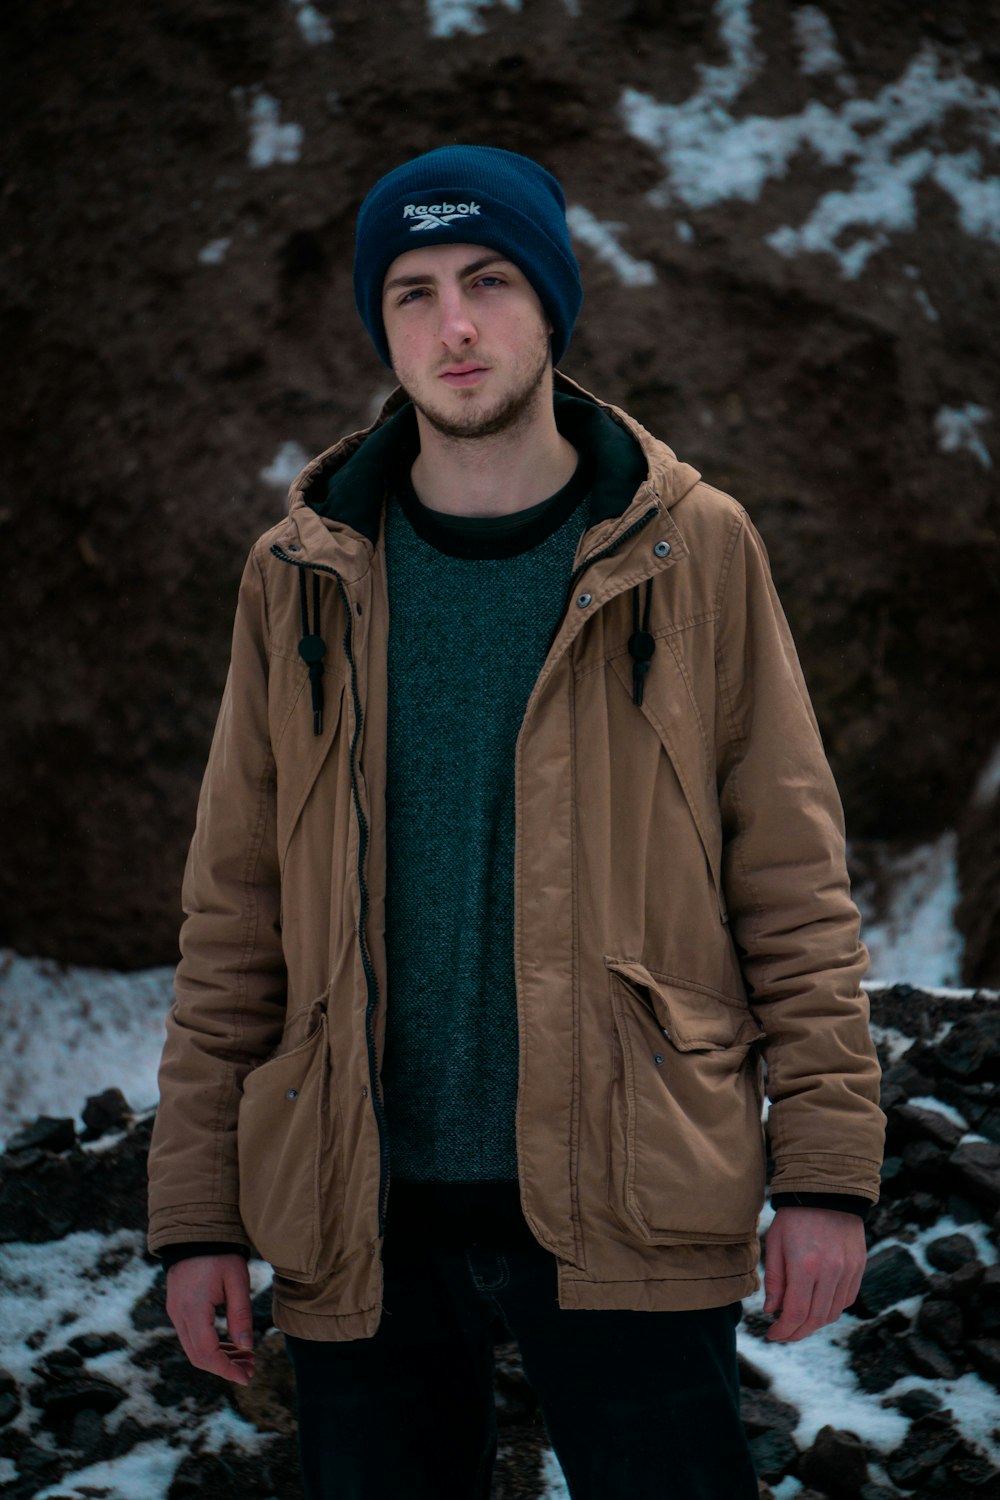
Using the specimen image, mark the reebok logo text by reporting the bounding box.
[403,202,482,231]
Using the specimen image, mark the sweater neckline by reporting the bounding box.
[390,439,595,561]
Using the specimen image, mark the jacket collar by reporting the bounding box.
[281,371,701,569]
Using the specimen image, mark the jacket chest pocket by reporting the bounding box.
[606,960,766,1244]
[237,1006,343,1282]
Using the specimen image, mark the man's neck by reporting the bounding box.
[409,399,579,519]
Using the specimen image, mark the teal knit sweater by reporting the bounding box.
[381,443,592,1181]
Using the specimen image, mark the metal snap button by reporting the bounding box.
[576,592,592,608]
[288,544,301,553]
[286,1088,299,1101]
[653,1053,665,1066]
[654,541,671,558]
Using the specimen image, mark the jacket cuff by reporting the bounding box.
[770,1192,872,1222]
[158,1241,252,1271]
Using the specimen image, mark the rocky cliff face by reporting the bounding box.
[2,0,998,976]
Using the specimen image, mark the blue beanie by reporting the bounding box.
[353,145,582,368]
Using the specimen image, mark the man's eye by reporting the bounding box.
[478,276,504,288]
[399,288,427,304]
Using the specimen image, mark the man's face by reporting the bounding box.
[381,241,554,440]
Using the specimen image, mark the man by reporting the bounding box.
[147,145,886,1499]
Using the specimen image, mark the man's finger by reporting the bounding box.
[762,1222,786,1314]
[766,1290,815,1341]
[221,1259,255,1352]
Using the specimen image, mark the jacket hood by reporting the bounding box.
[285,371,702,547]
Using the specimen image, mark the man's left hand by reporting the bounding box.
[762,1207,867,1342]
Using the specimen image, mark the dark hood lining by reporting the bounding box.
[303,391,649,545]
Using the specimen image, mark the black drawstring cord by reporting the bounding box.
[297,569,326,735]
[628,579,655,706]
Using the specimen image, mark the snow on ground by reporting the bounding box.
[0,1229,275,1500]
[934,402,994,469]
[855,831,964,988]
[0,951,172,1147]
[741,1206,1000,1469]
[620,0,1000,278]
[540,1447,571,1498]
[565,205,657,287]
[241,92,304,170]
[259,440,313,490]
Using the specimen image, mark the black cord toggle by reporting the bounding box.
[628,580,656,706]
[297,569,327,735]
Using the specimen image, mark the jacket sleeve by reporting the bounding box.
[714,509,885,1204]
[147,545,286,1255]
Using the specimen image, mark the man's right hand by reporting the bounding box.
[165,1253,257,1385]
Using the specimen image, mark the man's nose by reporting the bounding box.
[438,289,477,346]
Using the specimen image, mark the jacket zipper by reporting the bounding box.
[271,544,391,1237]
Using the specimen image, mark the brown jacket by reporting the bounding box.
[147,373,885,1340]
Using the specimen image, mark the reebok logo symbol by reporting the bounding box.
[403,202,482,231]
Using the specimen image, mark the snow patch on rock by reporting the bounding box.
[857,832,964,988]
[197,237,231,266]
[290,0,334,45]
[934,402,993,470]
[621,1,1000,278]
[259,440,312,489]
[792,5,848,81]
[245,92,304,169]
[566,205,657,286]
[427,0,520,39]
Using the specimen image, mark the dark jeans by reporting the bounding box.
[284,1231,759,1500]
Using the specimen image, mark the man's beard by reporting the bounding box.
[399,335,551,442]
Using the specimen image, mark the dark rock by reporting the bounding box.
[81,1087,133,1137]
[29,1374,126,1425]
[885,1415,962,1489]
[900,1140,949,1188]
[736,1351,770,1390]
[69,1404,106,1454]
[0,1113,152,1244]
[798,1424,869,1498]
[917,1297,964,1348]
[947,1261,986,1301]
[0,1391,20,1427]
[925,1233,979,1272]
[251,1285,274,1334]
[855,1245,928,1318]
[900,1330,960,1379]
[892,1104,964,1151]
[748,1425,799,1484]
[739,1388,799,1439]
[967,1338,1000,1389]
[944,1194,983,1225]
[5,1116,77,1154]
[950,1141,1000,1215]
[34,1348,84,1379]
[909,1190,944,1225]
[131,1279,173,1332]
[847,1309,913,1393]
[936,1013,1000,1081]
[68,1332,127,1358]
[885,1386,943,1418]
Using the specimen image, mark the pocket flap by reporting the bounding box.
[607,959,763,1051]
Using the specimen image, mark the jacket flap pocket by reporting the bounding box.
[607,958,762,1051]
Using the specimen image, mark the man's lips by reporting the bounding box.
[440,365,488,385]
